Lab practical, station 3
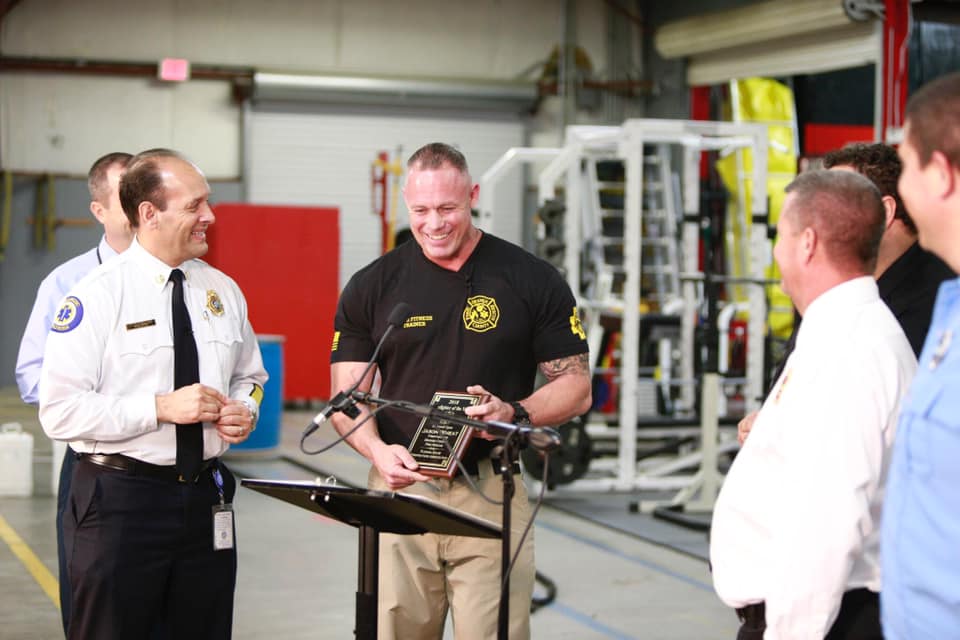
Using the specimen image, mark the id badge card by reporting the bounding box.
[212,503,235,551]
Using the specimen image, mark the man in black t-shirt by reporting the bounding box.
[329,142,591,639]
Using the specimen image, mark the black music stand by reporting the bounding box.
[242,478,502,640]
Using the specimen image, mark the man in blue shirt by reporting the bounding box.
[881,71,960,639]
[15,151,132,633]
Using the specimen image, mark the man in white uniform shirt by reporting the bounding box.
[710,170,916,639]
[39,148,267,640]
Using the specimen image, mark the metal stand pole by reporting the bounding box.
[497,441,517,640]
[356,525,379,640]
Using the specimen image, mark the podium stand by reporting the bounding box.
[242,478,501,639]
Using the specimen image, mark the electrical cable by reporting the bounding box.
[500,435,550,596]
[300,401,396,456]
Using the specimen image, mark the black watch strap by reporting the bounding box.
[509,401,531,425]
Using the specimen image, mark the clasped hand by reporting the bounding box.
[156,383,254,443]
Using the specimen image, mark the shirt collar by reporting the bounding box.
[877,241,921,300]
[797,275,878,345]
[128,236,195,290]
[938,277,960,307]
[96,235,123,263]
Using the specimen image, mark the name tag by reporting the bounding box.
[212,504,234,550]
[125,319,156,331]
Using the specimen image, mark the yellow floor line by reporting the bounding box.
[0,513,60,609]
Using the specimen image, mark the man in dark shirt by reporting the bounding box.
[823,143,954,356]
[739,143,954,444]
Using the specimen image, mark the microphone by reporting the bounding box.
[526,426,562,453]
[384,302,413,328]
[303,301,412,439]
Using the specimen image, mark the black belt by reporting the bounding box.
[79,452,217,484]
[736,588,880,636]
[736,602,765,625]
[458,458,521,477]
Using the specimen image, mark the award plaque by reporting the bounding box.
[408,391,481,478]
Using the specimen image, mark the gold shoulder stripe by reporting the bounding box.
[249,384,264,406]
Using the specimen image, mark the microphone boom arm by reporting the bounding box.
[349,391,562,454]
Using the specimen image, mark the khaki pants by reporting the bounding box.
[369,461,535,640]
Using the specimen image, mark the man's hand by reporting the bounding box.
[215,400,254,444]
[371,441,431,490]
[738,410,759,445]
[463,384,512,441]
[156,384,226,425]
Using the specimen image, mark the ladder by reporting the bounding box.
[580,146,683,315]
[579,145,685,422]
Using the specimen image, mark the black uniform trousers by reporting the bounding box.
[736,588,882,640]
[55,447,76,633]
[64,456,237,640]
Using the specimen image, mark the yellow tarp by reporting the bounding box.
[715,77,797,339]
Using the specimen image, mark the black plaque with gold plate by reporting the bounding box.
[408,391,481,478]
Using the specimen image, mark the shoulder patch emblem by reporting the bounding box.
[52,296,84,333]
[463,295,500,333]
[569,306,586,340]
[206,290,225,316]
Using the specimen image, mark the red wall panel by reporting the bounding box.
[204,203,339,402]
[803,123,875,157]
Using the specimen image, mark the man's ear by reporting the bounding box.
[469,183,479,209]
[930,150,956,199]
[880,195,897,230]
[139,201,157,229]
[90,200,106,225]
[800,226,817,264]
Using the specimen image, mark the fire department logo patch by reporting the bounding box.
[462,295,500,333]
[569,306,586,340]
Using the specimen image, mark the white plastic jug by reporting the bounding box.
[0,423,34,497]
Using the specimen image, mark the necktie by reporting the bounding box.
[170,268,203,481]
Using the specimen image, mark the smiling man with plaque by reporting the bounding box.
[327,143,591,639]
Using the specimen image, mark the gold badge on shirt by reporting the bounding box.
[206,290,225,316]
[462,295,499,333]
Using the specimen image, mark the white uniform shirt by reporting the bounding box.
[39,237,267,465]
[710,276,916,639]
[15,236,121,405]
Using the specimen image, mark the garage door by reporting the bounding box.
[245,101,526,288]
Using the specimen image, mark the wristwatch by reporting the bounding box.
[509,401,531,425]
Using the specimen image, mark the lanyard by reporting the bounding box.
[212,465,226,505]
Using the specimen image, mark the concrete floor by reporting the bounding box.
[0,387,737,639]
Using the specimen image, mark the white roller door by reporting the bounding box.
[655,0,883,86]
[245,103,525,288]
